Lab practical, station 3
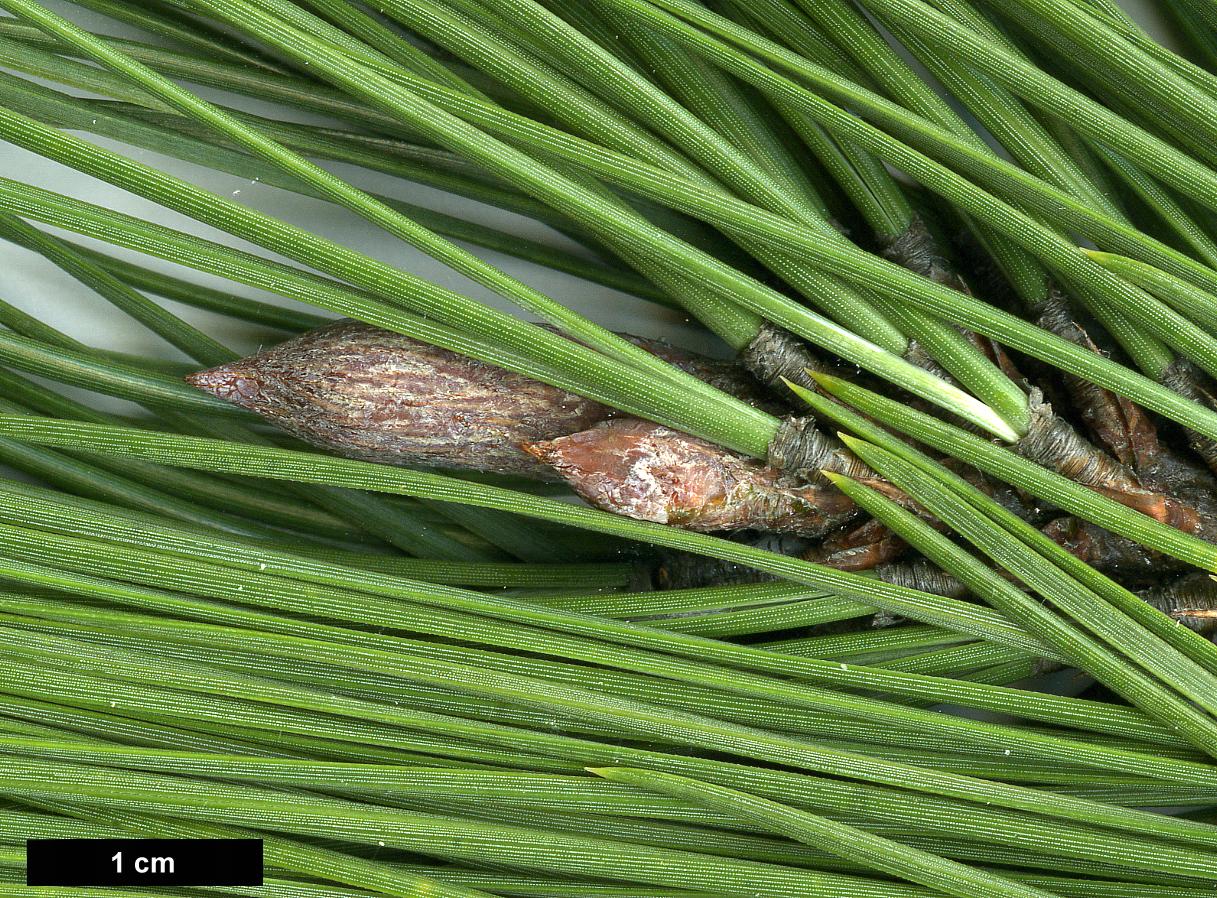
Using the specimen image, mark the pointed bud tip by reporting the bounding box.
[183,367,222,392]
[184,363,263,407]
[836,432,863,450]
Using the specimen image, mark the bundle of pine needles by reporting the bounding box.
[3,0,1217,896]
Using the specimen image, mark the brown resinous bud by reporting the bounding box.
[189,320,874,536]
[187,319,609,478]
[524,418,857,537]
[187,320,780,480]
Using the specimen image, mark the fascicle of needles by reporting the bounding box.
[4,1,1217,897]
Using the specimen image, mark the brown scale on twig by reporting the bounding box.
[1029,298,1217,551]
[523,418,858,536]
[806,460,1047,573]
[653,478,1011,590]
[972,294,1217,539]
[720,216,1007,486]
[1040,517,1177,580]
[652,524,911,587]
[807,516,908,572]
[955,229,1217,548]
[1038,443,1217,580]
[875,223,1217,569]
[802,477,935,572]
[653,534,815,590]
[967,299,1178,524]
[878,221,1182,521]
[652,450,1051,583]
[882,223,1188,523]
[1016,389,1205,532]
[993,291,1217,570]
[1160,359,1217,476]
[1033,293,1158,470]
[799,475,1181,582]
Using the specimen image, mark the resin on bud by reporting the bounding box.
[524,418,857,536]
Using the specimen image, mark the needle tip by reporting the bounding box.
[820,469,847,487]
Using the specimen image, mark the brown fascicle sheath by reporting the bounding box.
[739,321,830,395]
[885,227,1210,541]
[1016,390,1205,532]
[1140,572,1217,635]
[1034,293,1159,471]
[872,560,972,601]
[1160,358,1217,475]
[882,216,974,295]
